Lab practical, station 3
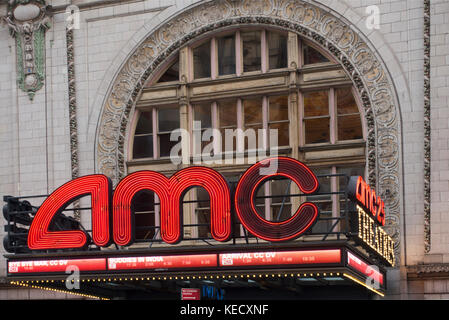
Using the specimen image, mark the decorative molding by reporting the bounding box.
[423,0,431,254]
[66,24,80,220]
[407,263,449,280]
[95,0,401,264]
[3,0,50,100]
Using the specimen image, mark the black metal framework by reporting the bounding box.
[2,173,360,255]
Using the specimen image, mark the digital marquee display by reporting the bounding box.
[8,258,107,274]
[108,254,217,271]
[347,251,384,286]
[219,249,341,267]
[6,249,345,275]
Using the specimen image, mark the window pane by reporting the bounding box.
[158,107,180,132]
[269,122,289,147]
[218,100,237,128]
[338,114,363,141]
[133,135,153,159]
[270,178,291,205]
[157,59,179,83]
[267,31,287,70]
[254,182,267,219]
[159,133,179,157]
[305,118,330,144]
[218,35,236,75]
[304,91,329,117]
[244,124,262,151]
[196,187,211,238]
[193,41,211,79]
[308,168,332,233]
[243,98,262,125]
[194,103,212,129]
[132,190,155,240]
[337,166,365,191]
[312,167,331,196]
[242,31,261,72]
[337,87,359,115]
[272,204,292,222]
[303,44,330,65]
[135,111,152,135]
[269,95,288,121]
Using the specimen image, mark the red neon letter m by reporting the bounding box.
[113,167,231,246]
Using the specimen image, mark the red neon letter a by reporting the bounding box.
[28,175,112,250]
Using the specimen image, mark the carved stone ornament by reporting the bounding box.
[95,0,402,264]
[3,0,51,100]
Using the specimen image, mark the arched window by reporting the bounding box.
[128,28,366,245]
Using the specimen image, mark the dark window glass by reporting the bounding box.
[132,190,155,240]
[218,100,237,152]
[337,88,359,115]
[269,122,289,147]
[133,135,153,159]
[267,31,287,70]
[193,103,212,151]
[309,168,332,234]
[157,59,179,83]
[337,88,363,141]
[135,111,152,135]
[194,103,212,129]
[243,98,263,150]
[270,178,292,222]
[196,187,211,238]
[219,100,237,127]
[304,91,329,117]
[338,115,363,141]
[269,96,289,147]
[157,107,180,157]
[269,96,289,121]
[159,133,179,158]
[242,31,261,72]
[303,44,330,65]
[218,35,236,75]
[304,118,330,144]
[304,91,330,144]
[158,107,180,132]
[193,41,211,79]
[243,98,262,125]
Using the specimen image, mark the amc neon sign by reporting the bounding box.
[28,157,320,250]
[347,176,385,226]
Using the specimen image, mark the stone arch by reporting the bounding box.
[93,0,403,263]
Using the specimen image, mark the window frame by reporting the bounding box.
[129,28,368,247]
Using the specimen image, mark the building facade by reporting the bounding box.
[0,0,448,300]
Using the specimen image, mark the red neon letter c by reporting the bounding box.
[235,157,319,242]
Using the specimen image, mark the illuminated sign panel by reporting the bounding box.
[8,258,107,274]
[181,288,201,301]
[347,251,384,286]
[347,176,385,226]
[219,249,341,267]
[6,249,342,275]
[351,205,395,266]
[108,254,217,271]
